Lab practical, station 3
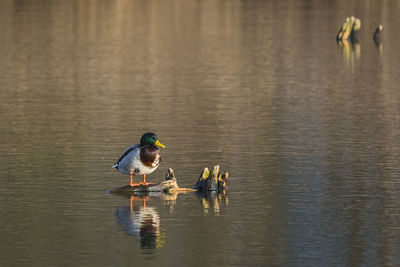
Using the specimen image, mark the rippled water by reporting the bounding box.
[1,0,400,266]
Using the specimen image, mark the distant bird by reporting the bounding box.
[373,25,383,45]
[113,132,165,186]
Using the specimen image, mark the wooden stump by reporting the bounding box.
[192,165,229,193]
[337,16,361,43]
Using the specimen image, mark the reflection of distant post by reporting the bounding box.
[338,38,360,68]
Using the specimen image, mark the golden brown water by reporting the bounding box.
[1,0,400,266]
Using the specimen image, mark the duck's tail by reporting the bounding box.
[112,163,118,169]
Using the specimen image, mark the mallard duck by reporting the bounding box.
[112,132,165,186]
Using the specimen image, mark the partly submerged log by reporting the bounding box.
[110,168,193,193]
[337,16,361,43]
[110,166,228,194]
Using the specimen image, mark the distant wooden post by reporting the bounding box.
[337,16,361,43]
[373,25,383,46]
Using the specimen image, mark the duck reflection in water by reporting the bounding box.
[115,195,165,250]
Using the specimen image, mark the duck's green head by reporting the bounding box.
[140,132,166,148]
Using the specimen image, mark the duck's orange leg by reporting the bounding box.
[139,174,153,186]
[129,172,139,187]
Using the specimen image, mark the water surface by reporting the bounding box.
[1,0,400,266]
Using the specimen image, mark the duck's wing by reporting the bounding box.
[114,144,140,167]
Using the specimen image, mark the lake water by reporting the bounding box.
[1,0,400,266]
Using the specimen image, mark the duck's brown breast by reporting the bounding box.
[140,145,161,167]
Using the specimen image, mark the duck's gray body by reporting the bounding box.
[112,144,161,176]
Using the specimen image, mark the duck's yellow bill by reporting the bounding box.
[155,140,166,148]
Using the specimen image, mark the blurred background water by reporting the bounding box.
[1,0,400,266]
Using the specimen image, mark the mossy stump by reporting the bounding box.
[337,16,361,43]
[192,165,229,193]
